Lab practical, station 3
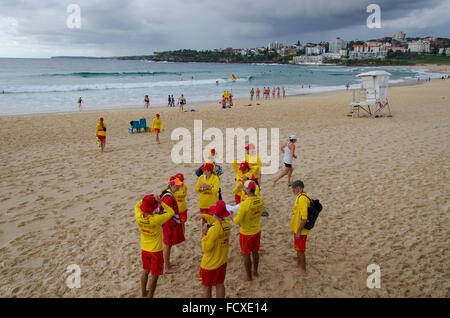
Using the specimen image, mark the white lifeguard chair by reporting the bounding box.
[350,71,392,118]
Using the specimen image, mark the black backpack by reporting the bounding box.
[299,194,323,230]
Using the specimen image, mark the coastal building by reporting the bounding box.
[391,46,407,53]
[393,32,406,41]
[350,43,387,58]
[323,53,341,59]
[292,55,324,64]
[339,48,349,57]
[268,41,283,51]
[280,47,298,57]
[329,38,348,53]
[408,40,430,53]
[305,46,325,56]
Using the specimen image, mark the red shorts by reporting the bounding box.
[200,208,213,215]
[141,250,164,276]
[239,232,261,255]
[179,209,187,223]
[153,128,160,133]
[199,263,227,287]
[235,194,241,205]
[294,234,307,252]
[97,135,106,140]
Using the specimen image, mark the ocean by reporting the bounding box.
[0,58,443,116]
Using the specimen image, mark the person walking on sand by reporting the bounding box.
[95,117,107,152]
[273,134,298,186]
[135,194,175,297]
[195,163,220,227]
[250,88,254,101]
[178,94,186,112]
[168,95,171,107]
[282,87,286,99]
[290,180,310,276]
[78,97,83,110]
[174,173,188,234]
[151,113,164,144]
[145,95,150,108]
[196,200,231,298]
[272,87,276,99]
[161,177,185,274]
[345,82,350,91]
[231,180,264,282]
[277,87,280,98]
[256,88,260,100]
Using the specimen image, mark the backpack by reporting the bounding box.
[299,194,323,230]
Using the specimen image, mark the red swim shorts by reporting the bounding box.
[179,209,187,223]
[294,234,307,253]
[199,263,227,287]
[239,232,261,255]
[141,250,164,275]
[200,208,213,215]
[153,128,160,133]
[97,135,106,140]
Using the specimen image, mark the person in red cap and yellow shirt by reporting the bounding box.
[151,113,164,144]
[96,117,107,152]
[244,143,262,184]
[161,176,185,273]
[231,180,264,282]
[195,200,231,298]
[195,163,220,224]
[174,173,188,234]
[232,161,250,204]
[135,194,175,297]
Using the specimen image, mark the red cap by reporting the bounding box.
[156,113,160,117]
[140,195,157,213]
[201,163,214,171]
[239,161,249,171]
[99,117,104,121]
[168,176,183,186]
[245,180,256,190]
[210,148,216,155]
[244,143,255,150]
[210,200,230,218]
[175,173,184,181]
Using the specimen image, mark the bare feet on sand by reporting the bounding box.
[240,275,252,282]
[165,267,179,274]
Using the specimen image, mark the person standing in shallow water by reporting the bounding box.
[145,95,150,108]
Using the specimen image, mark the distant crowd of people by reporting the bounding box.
[250,87,286,100]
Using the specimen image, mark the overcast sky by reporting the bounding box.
[1,0,450,58]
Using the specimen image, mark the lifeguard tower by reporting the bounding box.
[350,70,392,118]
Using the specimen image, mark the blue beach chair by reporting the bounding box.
[139,118,148,132]
[128,120,141,133]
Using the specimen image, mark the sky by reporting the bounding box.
[1,0,450,58]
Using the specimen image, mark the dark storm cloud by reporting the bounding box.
[1,0,449,57]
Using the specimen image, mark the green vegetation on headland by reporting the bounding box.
[152,49,293,64]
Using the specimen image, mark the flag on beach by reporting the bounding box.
[232,74,237,81]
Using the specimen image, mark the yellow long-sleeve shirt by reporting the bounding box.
[233,195,264,235]
[174,184,188,212]
[135,200,174,252]
[195,174,220,209]
[245,154,262,179]
[152,118,164,130]
[200,214,231,270]
[96,122,107,137]
[289,192,311,236]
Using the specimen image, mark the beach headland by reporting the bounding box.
[0,79,449,298]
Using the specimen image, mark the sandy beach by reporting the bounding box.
[0,79,449,298]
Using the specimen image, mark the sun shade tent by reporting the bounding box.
[350,71,392,118]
